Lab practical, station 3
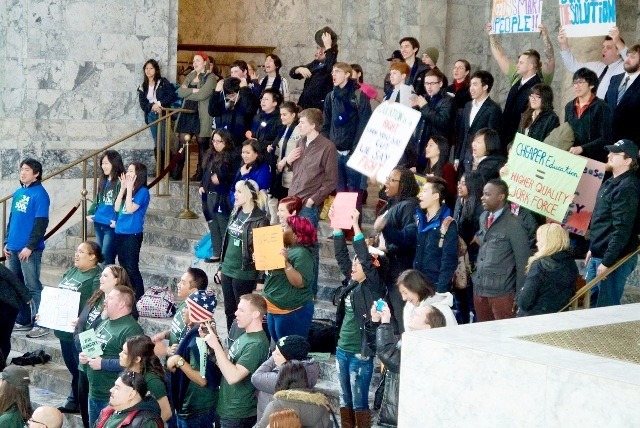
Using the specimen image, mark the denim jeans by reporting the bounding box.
[208,214,229,259]
[337,153,364,215]
[219,416,257,428]
[116,233,144,300]
[267,300,314,343]
[299,205,319,296]
[60,340,80,406]
[8,249,43,326]
[94,222,117,266]
[587,255,638,307]
[88,397,110,428]
[336,347,374,410]
[175,409,217,428]
[78,371,90,428]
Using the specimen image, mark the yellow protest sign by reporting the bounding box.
[253,225,286,270]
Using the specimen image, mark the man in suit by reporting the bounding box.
[605,44,640,145]
[454,70,502,178]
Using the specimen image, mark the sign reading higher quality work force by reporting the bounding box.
[491,0,543,34]
[505,134,587,223]
[560,0,616,38]
[347,102,420,185]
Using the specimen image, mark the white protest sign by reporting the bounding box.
[560,0,616,38]
[196,337,207,378]
[347,102,421,184]
[37,286,81,333]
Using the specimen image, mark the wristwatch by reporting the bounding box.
[177,357,186,368]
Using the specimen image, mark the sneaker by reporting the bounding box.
[26,326,50,338]
[13,323,33,332]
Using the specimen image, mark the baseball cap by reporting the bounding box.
[605,139,639,160]
[1,365,30,389]
[386,50,403,61]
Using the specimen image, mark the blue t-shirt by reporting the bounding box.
[115,187,150,234]
[93,180,118,226]
[7,182,50,251]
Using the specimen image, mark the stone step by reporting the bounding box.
[30,385,84,427]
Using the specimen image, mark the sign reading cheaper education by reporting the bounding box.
[491,0,543,34]
[505,133,587,223]
[347,102,420,184]
[560,0,616,38]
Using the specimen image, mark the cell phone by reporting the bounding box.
[375,299,386,311]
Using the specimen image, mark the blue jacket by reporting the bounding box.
[230,161,271,205]
[413,206,458,293]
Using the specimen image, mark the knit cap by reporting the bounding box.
[186,290,217,323]
[276,335,310,361]
[423,47,439,65]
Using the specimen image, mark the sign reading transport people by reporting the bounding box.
[504,133,587,223]
[560,0,616,37]
[490,0,543,34]
[347,101,420,185]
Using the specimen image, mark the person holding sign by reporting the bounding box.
[51,241,103,415]
[119,335,171,422]
[217,179,269,331]
[262,216,316,343]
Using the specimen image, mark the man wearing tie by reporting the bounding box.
[605,45,640,145]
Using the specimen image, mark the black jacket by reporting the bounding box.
[413,89,455,159]
[290,48,338,110]
[208,87,259,148]
[502,74,541,146]
[518,110,560,143]
[0,264,29,310]
[250,110,282,153]
[334,235,385,357]
[589,169,640,267]
[462,153,506,185]
[605,72,640,145]
[456,97,502,177]
[95,397,162,428]
[321,81,372,152]
[564,97,612,162]
[453,197,483,262]
[375,323,401,427]
[380,197,419,279]
[516,250,578,316]
[137,77,177,120]
[407,61,430,96]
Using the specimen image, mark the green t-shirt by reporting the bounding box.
[169,301,188,346]
[338,288,362,353]
[221,214,258,281]
[145,372,167,400]
[78,297,105,374]
[217,330,269,419]
[507,62,554,86]
[87,314,144,400]
[179,346,219,418]
[263,245,314,310]
[0,406,24,428]
[54,265,101,342]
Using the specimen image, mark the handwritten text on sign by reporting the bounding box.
[560,0,616,38]
[558,158,606,236]
[347,102,420,184]
[505,134,586,222]
[38,287,81,333]
[491,0,543,34]
[253,225,286,271]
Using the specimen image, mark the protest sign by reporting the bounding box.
[37,286,81,333]
[504,133,587,222]
[79,329,103,358]
[331,192,359,229]
[491,0,543,34]
[196,337,207,378]
[414,173,427,187]
[560,0,616,38]
[347,102,420,184]
[557,158,606,236]
[253,225,286,270]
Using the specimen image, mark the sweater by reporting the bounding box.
[176,71,216,138]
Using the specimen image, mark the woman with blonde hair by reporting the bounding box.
[516,223,578,316]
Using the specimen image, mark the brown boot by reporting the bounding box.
[354,409,372,428]
[340,407,355,428]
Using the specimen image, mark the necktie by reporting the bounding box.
[487,213,495,228]
[597,65,609,83]
[617,76,630,105]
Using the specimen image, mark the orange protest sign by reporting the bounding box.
[253,225,286,270]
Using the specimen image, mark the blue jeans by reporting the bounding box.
[267,300,314,343]
[335,347,374,410]
[176,409,217,428]
[7,249,43,326]
[60,340,79,405]
[219,416,257,428]
[116,233,144,300]
[147,111,165,151]
[337,153,364,214]
[88,397,109,428]
[94,222,116,266]
[586,255,638,307]
[299,206,319,296]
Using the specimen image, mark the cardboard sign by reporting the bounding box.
[504,134,587,222]
[330,192,359,229]
[491,0,543,34]
[560,0,616,38]
[37,287,81,333]
[196,337,207,378]
[79,329,103,359]
[557,158,606,236]
[253,225,286,270]
[414,173,427,187]
[347,102,420,184]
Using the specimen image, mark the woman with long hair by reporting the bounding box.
[217,179,269,331]
[137,59,177,166]
[74,265,132,428]
[230,139,271,205]
[260,54,290,101]
[272,102,302,202]
[423,135,457,209]
[518,83,560,142]
[119,335,171,421]
[516,224,578,316]
[88,150,126,265]
[0,365,31,427]
[464,128,506,184]
[397,269,457,331]
[262,216,317,343]
[199,129,239,263]
[114,162,150,300]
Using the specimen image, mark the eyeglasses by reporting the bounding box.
[212,138,225,144]
[529,94,541,99]
[76,249,92,255]
[385,176,401,183]
[572,80,588,86]
[424,81,442,86]
[27,418,49,428]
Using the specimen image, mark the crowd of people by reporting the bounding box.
[1,21,640,428]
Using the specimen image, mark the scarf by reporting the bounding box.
[260,74,282,93]
[332,80,357,127]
